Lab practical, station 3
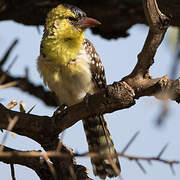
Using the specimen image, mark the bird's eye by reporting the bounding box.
[67,16,78,22]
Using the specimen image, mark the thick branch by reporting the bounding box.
[0,103,56,142]
[0,70,57,107]
[132,0,170,76]
[55,82,135,131]
[0,82,135,134]
[0,107,90,180]
[0,0,179,39]
[123,0,171,99]
[1,77,180,139]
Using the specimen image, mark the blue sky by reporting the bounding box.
[0,21,180,180]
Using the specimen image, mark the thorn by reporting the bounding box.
[157,143,169,158]
[27,104,36,114]
[121,131,140,153]
[156,100,169,126]
[10,164,16,180]
[0,39,18,67]
[19,101,26,113]
[6,55,18,73]
[0,55,18,85]
[25,67,29,79]
[170,164,176,175]
[135,160,147,174]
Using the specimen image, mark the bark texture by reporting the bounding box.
[0,0,180,39]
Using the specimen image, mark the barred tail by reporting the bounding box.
[82,115,121,179]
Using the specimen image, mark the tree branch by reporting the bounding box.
[0,69,57,107]
[132,0,170,77]
[0,105,91,179]
[122,0,172,99]
[1,146,57,180]
[0,0,179,39]
[1,73,58,107]
[0,148,179,176]
[0,76,180,140]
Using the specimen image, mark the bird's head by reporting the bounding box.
[45,4,101,40]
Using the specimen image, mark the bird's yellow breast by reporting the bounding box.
[41,32,84,65]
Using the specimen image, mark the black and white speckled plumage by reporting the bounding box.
[82,39,121,179]
[83,39,107,89]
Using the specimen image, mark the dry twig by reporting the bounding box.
[0,148,178,170]
[10,164,16,180]
[0,116,18,152]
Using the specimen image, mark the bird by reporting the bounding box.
[37,4,121,179]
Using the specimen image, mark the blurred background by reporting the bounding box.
[0,20,180,180]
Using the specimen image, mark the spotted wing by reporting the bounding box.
[83,39,107,90]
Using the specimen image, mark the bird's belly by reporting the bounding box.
[38,58,94,106]
[51,71,94,106]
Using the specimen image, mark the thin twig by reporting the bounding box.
[156,100,169,126]
[27,105,36,114]
[170,164,176,175]
[0,116,18,152]
[0,55,18,85]
[0,39,18,67]
[121,131,140,154]
[0,81,18,89]
[135,160,147,174]
[10,164,16,180]
[157,143,169,158]
[0,150,179,166]
[7,55,18,73]
[0,145,179,176]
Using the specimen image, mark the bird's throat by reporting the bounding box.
[41,30,85,65]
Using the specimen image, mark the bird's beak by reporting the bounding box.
[77,17,101,29]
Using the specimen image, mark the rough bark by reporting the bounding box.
[0,0,180,39]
